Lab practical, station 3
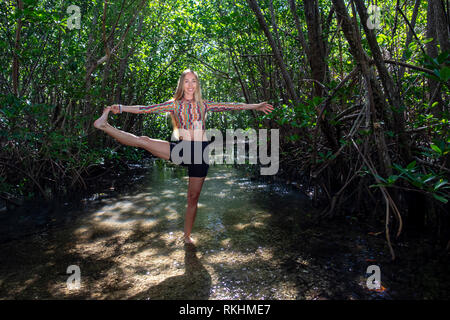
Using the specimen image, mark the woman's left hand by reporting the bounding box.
[255,102,274,114]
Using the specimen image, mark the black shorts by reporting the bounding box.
[169,140,211,177]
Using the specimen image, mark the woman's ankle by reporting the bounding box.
[183,234,194,243]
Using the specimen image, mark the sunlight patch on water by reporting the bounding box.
[102,200,135,212]
[131,194,160,202]
[215,191,228,198]
[204,248,274,264]
[96,217,159,229]
[197,202,206,208]
[85,201,160,230]
[233,221,264,231]
[165,211,180,221]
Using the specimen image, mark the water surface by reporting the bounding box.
[0,161,425,299]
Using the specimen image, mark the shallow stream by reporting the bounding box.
[0,160,447,299]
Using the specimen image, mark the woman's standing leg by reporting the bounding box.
[94,107,170,159]
[184,176,206,243]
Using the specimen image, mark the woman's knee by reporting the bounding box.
[187,191,201,206]
[137,136,151,149]
[137,136,157,152]
[136,136,170,159]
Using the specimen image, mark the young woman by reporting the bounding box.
[94,69,274,244]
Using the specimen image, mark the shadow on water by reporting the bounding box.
[0,160,448,299]
[130,243,211,300]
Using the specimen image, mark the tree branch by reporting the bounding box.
[382,59,435,75]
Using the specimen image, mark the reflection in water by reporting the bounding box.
[0,161,400,299]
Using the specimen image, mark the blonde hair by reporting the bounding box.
[170,69,204,139]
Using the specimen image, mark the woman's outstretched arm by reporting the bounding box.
[205,101,274,114]
[110,101,175,114]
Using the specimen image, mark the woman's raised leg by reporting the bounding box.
[94,107,170,160]
[184,176,206,244]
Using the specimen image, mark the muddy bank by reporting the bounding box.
[0,161,448,299]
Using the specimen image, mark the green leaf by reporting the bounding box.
[406,161,416,170]
[437,52,449,64]
[408,42,417,50]
[374,174,387,183]
[424,72,440,82]
[434,180,448,190]
[430,144,442,154]
[405,49,412,60]
[433,69,440,78]
[423,175,436,184]
[387,175,400,184]
[439,66,450,82]
[433,194,448,203]
[369,183,385,188]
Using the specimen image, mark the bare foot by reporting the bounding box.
[93,107,111,130]
[184,235,195,244]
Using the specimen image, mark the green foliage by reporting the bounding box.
[421,139,450,159]
[422,51,450,85]
[370,160,450,203]
[316,150,335,164]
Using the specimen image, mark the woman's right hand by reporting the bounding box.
[110,104,120,114]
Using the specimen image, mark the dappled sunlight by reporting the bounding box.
[103,200,136,211]
[165,211,181,221]
[215,191,228,198]
[225,179,240,186]
[129,193,161,202]
[7,274,40,297]
[0,164,391,299]
[203,248,275,265]
[197,202,206,209]
[205,173,233,181]
[233,221,265,231]
[86,208,159,230]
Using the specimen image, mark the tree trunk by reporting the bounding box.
[115,57,128,103]
[85,9,99,148]
[101,56,112,104]
[431,0,450,53]
[247,0,300,105]
[288,0,309,70]
[354,0,412,164]
[304,0,327,97]
[268,0,283,54]
[331,0,394,177]
[12,0,24,96]
[114,17,143,104]
[426,0,443,117]
[303,0,340,153]
[229,48,251,104]
[399,0,421,79]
